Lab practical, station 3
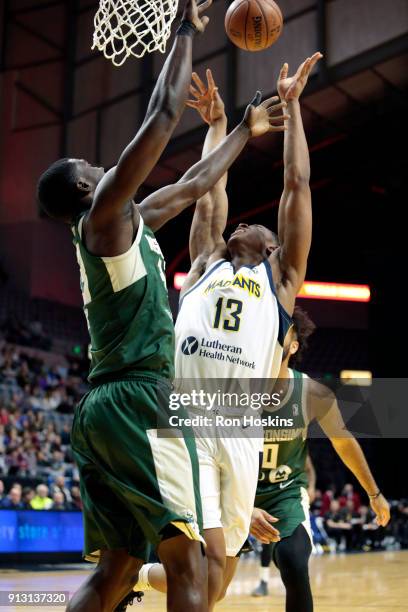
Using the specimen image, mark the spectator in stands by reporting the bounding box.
[51,490,67,511]
[357,505,383,551]
[339,483,361,512]
[321,485,336,515]
[60,423,71,445]
[0,479,4,501]
[0,485,25,509]
[324,499,353,551]
[0,424,5,453]
[395,499,408,549]
[51,475,72,502]
[339,499,363,550]
[30,484,52,510]
[310,489,323,515]
[70,486,83,511]
[22,486,35,509]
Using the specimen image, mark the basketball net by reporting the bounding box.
[92,0,179,66]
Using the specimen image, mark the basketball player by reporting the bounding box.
[250,306,391,611]
[125,54,323,609]
[37,2,288,610]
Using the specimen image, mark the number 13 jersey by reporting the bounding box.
[175,258,292,381]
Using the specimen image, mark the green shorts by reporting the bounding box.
[71,374,203,562]
[255,485,312,554]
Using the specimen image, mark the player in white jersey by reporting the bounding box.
[177,55,322,609]
[127,55,321,608]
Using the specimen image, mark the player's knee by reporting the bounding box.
[206,542,226,573]
[164,551,205,588]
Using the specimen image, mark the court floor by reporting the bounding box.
[1,550,407,611]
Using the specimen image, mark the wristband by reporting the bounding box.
[176,20,197,37]
[368,490,381,500]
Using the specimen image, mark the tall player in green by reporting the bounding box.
[250,306,391,612]
[36,1,287,609]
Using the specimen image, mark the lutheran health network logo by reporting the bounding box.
[181,336,199,355]
[181,336,255,370]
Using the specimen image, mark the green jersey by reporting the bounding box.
[72,214,174,383]
[257,369,309,501]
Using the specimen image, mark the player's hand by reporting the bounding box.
[243,92,289,138]
[250,507,281,544]
[370,493,391,527]
[277,52,323,101]
[182,0,212,33]
[186,69,226,125]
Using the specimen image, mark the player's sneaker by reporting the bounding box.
[251,580,268,597]
[114,591,144,611]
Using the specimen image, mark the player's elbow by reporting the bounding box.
[154,86,182,123]
[180,176,207,203]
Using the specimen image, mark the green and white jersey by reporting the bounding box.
[257,369,309,501]
[72,214,174,384]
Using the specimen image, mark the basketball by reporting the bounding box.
[225,0,283,51]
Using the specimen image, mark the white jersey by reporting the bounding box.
[175,258,292,381]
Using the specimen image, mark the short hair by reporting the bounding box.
[289,305,316,368]
[37,158,81,221]
[270,230,279,246]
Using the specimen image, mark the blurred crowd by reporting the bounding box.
[0,478,82,512]
[1,315,52,351]
[309,484,408,552]
[0,339,88,489]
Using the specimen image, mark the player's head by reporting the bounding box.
[282,305,316,368]
[37,158,105,223]
[227,223,279,261]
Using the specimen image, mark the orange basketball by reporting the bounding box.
[225,0,283,51]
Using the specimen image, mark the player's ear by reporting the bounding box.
[76,179,91,193]
[290,340,299,355]
[265,245,277,257]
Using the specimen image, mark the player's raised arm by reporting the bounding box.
[309,379,391,527]
[139,92,288,232]
[187,70,229,272]
[273,53,322,312]
[87,0,212,235]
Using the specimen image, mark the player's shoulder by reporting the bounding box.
[305,376,335,401]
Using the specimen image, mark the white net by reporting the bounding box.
[92,0,179,67]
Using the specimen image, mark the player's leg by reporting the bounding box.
[216,555,239,601]
[158,529,207,612]
[252,543,272,596]
[204,526,227,610]
[216,434,263,602]
[74,380,206,610]
[274,524,313,612]
[67,549,144,612]
[194,436,226,610]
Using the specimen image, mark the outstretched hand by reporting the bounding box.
[182,0,212,33]
[370,493,391,527]
[186,69,226,125]
[277,52,323,101]
[243,92,289,138]
[250,507,281,544]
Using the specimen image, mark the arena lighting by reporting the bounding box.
[340,370,373,386]
[298,282,370,302]
[174,272,188,290]
[173,274,371,302]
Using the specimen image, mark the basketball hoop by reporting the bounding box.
[92,0,179,67]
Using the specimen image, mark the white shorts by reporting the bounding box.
[196,432,263,557]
